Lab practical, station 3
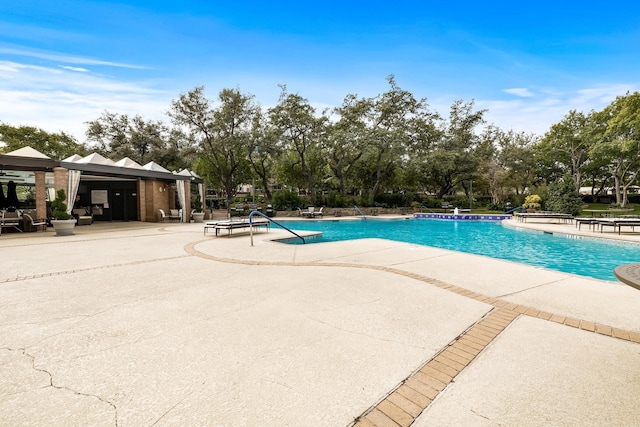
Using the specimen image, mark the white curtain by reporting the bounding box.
[66,170,82,215]
[176,180,186,222]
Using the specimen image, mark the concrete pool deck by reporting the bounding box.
[1,217,639,426]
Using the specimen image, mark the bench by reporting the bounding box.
[574,217,598,230]
[597,219,640,234]
[514,213,573,224]
[204,219,270,237]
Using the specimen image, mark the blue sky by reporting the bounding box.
[1,0,639,142]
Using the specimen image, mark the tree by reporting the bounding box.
[85,112,196,170]
[268,86,328,204]
[0,123,87,159]
[545,176,583,215]
[326,94,369,196]
[424,100,486,198]
[590,92,640,206]
[497,129,539,197]
[364,75,433,201]
[537,110,591,189]
[170,87,257,207]
[247,110,280,201]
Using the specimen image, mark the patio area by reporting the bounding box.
[1,219,639,426]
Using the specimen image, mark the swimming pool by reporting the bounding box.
[275,218,640,282]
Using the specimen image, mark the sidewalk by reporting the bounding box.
[1,219,639,426]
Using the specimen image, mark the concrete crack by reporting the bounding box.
[496,277,567,298]
[303,314,425,350]
[150,385,201,426]
[6,347,119,427]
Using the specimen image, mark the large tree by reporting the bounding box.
[590,92,640,206]
[326,94,370,196]
[537,110,592,189]
[423,100,486,198]
[268,86,328,205]
[170,87,257,206]
[247,110,280,201]
[364,75,432,200]
[0,123,86,159]
[85,112,195,170]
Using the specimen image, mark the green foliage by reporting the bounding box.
[193,194,203,212]
[523,194,542,210]
[0,123,87,159]
[85,112,197,171]
[271,190,306,211]
[51,189,72,220]
[545,178,583,215]
[170,87,256,203]
[373,192,414,208]
[325,191,347,208]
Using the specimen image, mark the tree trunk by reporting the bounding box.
[614,175,622,205]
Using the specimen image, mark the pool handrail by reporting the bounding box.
[420,205,435,213]
[353,205,366,220]
[249,210,306,246]
[505,205,524,214]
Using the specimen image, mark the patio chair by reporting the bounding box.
[299,207,314,217]
[22,213,48,232]
[312,207,324,217]
[0,210,23,235]
[173,209,183,221]
[72,208,93,225]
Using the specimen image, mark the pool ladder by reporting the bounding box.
[249,210,306,246]
[353,205,367,220]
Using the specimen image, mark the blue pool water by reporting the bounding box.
[275,218,640,282]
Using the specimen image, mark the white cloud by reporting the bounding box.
[1,55,638,143]
[0,60,173,142]
[503,87,535,98]
[0,46,148,69]
[59,65,90,73]
[479,84,639,135]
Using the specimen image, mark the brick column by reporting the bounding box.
[183,180,192,222]
[53,167,69,203]
[34,171,47,220]
[137,179,146,222]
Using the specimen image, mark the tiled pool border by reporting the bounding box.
[414,213,511,221]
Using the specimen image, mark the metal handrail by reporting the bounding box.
[505,206,524,214]
[419,205,435,213]
[353,205,366,220]
[249,210,306,246]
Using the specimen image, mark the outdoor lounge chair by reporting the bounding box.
[299,207,314,217]
[22,213,48,232]
[312,207,323,217]
[170,209,182,221]
[72,208,93,225]
[0,210,23,235]
[159,209,180,222]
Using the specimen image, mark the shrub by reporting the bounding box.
[272,190,306,211]
[193,194,203,212]
[523,194,542,211]
[545,178,583,216]
[51,189,72,220]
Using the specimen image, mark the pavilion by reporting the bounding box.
[0,147,203,223]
